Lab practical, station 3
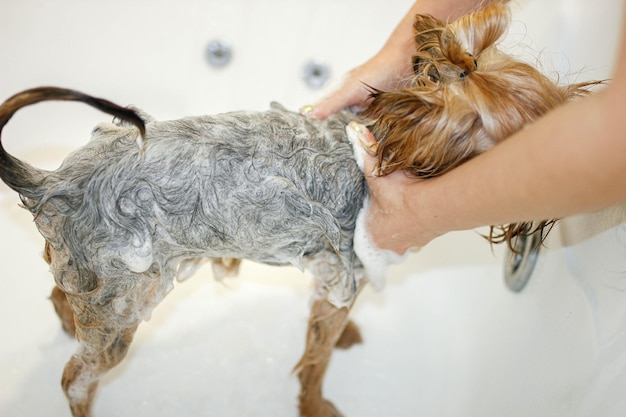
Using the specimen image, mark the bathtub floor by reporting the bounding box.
[2,224,622,417]
[0,259,508,417]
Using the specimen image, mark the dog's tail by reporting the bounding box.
[0,86,145,201]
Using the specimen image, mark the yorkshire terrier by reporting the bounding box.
[0,3,597,417]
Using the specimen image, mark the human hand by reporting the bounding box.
[348,123,441,254]
[304,49,413,120]
[304,0,490,119]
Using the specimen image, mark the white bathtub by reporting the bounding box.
[1,0,625,416]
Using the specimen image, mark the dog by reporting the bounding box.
[0,3,598,417]
[1,87,368,417]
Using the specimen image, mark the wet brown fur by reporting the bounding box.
[295,295,361,417]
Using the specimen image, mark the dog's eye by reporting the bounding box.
[412,56,422,74]
[427,66,440,82]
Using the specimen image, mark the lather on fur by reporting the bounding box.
[0,3,599,417]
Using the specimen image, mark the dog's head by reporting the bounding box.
[362,3,595,178]
[361,3,599,245]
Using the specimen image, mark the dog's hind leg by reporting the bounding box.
[58,271,165,417]
[50,285,77,337]
[61,321,138,417]
[294,295,360,417]
[334,319,362,350]
[44,242,77,337]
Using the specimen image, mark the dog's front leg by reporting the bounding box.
[294,294,361,417]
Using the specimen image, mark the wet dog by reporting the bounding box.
[1,87,368,417]
[0,3,597,417]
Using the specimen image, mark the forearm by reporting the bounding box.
[408,85,626,243]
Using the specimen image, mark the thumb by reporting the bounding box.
[346,122,379,177]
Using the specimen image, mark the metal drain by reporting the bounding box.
[504,231,542,292]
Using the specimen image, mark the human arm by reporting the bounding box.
[358,5,626,254]
[308,0,491,119]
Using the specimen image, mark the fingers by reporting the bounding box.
[347,122,377,153]
[346,122,380,176]
[300,68,373,120]
[308,94,350,120]
[304,87,368,120]
[300,39,412,120]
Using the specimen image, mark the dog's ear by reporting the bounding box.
[413,13,444,46]
[445,3,510,59]
[411,14,445,82]
[413,3,509,85]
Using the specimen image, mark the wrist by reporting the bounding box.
[399,176,447,248]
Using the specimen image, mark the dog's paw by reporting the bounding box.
[335,320,363,349]
[300,398,345,417]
